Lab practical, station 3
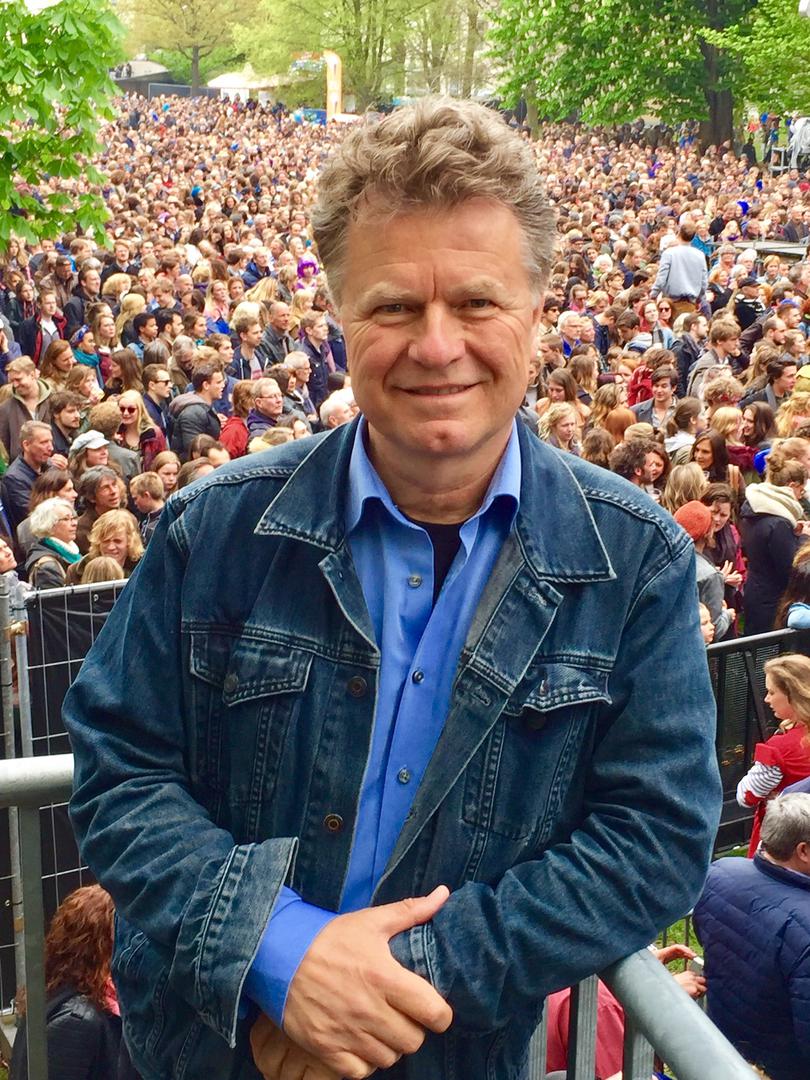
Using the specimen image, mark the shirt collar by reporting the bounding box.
[346,418,521,536]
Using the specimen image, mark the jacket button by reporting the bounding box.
[347,676,367,697]
[411,669,425,684]
[223,673,238,694]
[323,813,344,833]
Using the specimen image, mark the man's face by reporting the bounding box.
[271,304,291,332]
[56,405,81,431]
[24,430,53,467]
[83,270,101,295]
[544,305,559,325]
[326,400,354,428]
[693,316,709,341]
[149,370,172,400]
[783,306,802,329]
[204,372,226,400]
[40,293,58,317]
[242,322,262,350]
[640,453,658,485]
[9,369,38,397]
[307,315,329,345]
[652,379,674,404]
[140,317,158,342]
[115,243,130,265]
[56,261,72,281]
[95,477,120,511]
[341,200,541,463]
[775,365,798,395]
[256,380,284,418]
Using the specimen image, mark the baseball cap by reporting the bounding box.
[70,431,108,455]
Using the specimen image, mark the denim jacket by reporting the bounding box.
[64,419,721,1079]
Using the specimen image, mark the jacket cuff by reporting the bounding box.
[170,836,297,1047]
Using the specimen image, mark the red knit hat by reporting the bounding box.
[674,501,712,541]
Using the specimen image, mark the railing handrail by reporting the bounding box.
[0,754,759,1079]
[0,755,73,809]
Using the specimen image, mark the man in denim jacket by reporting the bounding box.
[64,99,722,1080]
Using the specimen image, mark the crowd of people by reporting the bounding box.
[1,94,810,632]
[2,92,810,1080]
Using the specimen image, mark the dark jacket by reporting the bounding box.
[694,855,810,1080]
[241,260,272,289]
[63,287,99,340]
[0,381,52,461]
[671,333,702,398]
[10,985,123,1080]
[141,393,173,441]
[299,335,330,409]
[739,499,803,635]
[257,325,294,366]
[1,456,40,535]
[24,539,72,588]
[18,311,68,365]
[245,408,278,439]
[227,349,260,381]
[169,393,220,459]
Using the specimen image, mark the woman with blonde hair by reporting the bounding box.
[660,462,708,514]
[80,556,126,584]
[775,391,810,438]
[736,653,810,855]
[288,288,314,338]
[65,364,103,421]
[586,383,625,433]
[710,405,743,444]
[115,293,146,346]
[539,402,581,454]
[203,279,230,335]
[68,509,143,583]
[101,272,132,307]
[39,339,75,391]
[245,276,278,306]
[116,390,166,470]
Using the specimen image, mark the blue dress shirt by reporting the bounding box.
[244,420,521,1024]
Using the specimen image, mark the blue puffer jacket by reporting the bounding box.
[694,854,810,1080]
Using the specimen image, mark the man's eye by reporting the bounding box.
[378,303,405,314]
[466,298,493,309]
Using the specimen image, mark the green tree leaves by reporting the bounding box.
[0,0,124,251]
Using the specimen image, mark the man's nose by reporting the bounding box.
[408,305,465,367]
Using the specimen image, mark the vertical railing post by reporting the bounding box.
[18,803,48,1080]
[0,576,26,1001]
[12,590,33,757]
[527,1007,548,1080]
[621,1017,656,1080]
[567,975,599,1079]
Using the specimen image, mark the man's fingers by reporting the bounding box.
[373,885,450,936]
[381,968,453,1034]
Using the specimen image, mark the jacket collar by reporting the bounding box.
[255,418,614,583]
[754,852,810,891]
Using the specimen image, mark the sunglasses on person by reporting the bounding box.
[120,405,138,414]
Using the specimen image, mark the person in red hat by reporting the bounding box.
[674,500,735,639]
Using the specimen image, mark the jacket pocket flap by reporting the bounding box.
[189,631,312,704]
[502,661,611,717]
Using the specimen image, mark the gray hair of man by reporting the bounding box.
[29,497,75,540]
[253,377,281,401]
[319,388,354,428]
[285,351,311,373]
[760,792,810,862]
[312,96,556,309]
[172,335,196,361]
[78,466,119,502]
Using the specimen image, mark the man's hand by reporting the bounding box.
[49,454,68,470]
[283,886,453,1079]
[251,1015,342,1080]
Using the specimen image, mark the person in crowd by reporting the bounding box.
[1,420,61,535]
[63,99,720,1080]
[775,390,810,438]
[740,356,799,412]
[69,509,143,583]
[257,301,295,366]
[70,326,101,384]
[65,363,102,421]
[700,482,745,609]
[116,390,166,472]
[103,348,142,399]
[151,450,181,497]
[609,438,660,491]
[694,792,810,1080]
[14,467,77,558]
[699,602,716,645]
[630,365,678,430]
[246,377,285,439]
[9,884,129,1080]
[130,472,166,547]
[86,403,140,488]
[79,556,127,585]
[168,336,196,395]
[38,253,75,313]
[69,431,111,488]
[128,311,158,362]
[169,362,224,459]
[580,428,614,469]
[538,401,581,454]
[673,500,734,640]
[672,312,708,397]
[649,222,707,315]
[0,357,52,462]
[319,389,355,430]
[218,380,253,460]
[49,391,83,458]
[660,461,709,514]
[229,312,265,380]
[39,339,76,393]
[141,363,174,440]
[664,397,703,462]
[297,309,333,409]
[740,449,810,634]
[690,429,745,500]
[63,266,101,339]
[175,457,215,489]
[75,467,122,554]
[17,288,67,365]
[686,319,741,398]
[25,497,81,588]
[535,368,590,431]
[284,351,318,423]
[776,544,810,629]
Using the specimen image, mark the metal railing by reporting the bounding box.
[2,753,759,1080]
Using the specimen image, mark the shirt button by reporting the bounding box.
[397,767,411,785]
[407,574,422,588]
[323,813,344,833]
[223,673,238,694]
[347,676,368,698]
[411,669,425,684]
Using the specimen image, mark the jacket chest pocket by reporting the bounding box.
[462,662,611,845]
[187,630,313,811]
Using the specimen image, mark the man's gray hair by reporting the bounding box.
[29,497,74,540]
[285,351,311,372]
[172,335,195,360]
[760,792,810,861]
[313,97,556,308]
[79,466,118,501]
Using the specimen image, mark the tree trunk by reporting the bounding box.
[391,37,406,97]
[461,1,478,98]
[191,44,201,95]
[698,36,734,149]
[526,82,538,139]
